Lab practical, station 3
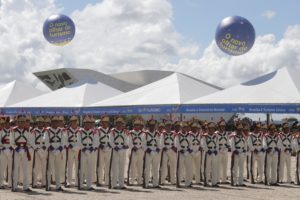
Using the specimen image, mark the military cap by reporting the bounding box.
[35,116,44,123]
[83,115,95,123]
[101,116,110,122]
[148,119,157,125]
[0,117,5,124]
[69,115,78,121]
[44,117,51,123]
[158,122,165,127]
[269,124,276,130]
[174,121,182,127]
[191,122,200,128]
[51,116,60,121]
[115,116,125,124]
[17,115,26,122]
[181,121,189,127]
[133,118,144,125]
[261,124,268,129]
[58,115,64,121]
[208,122,216,128]
[164,120,173,125]
[218,120,226,127]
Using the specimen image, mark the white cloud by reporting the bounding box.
[0,0,62,85]
[262,10,276,19]
[174,25,300,88]
[0,0,299,92]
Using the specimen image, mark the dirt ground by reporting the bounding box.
[1,153,299,200]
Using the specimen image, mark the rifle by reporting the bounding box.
[77,150,81,190]
[108,148,114,189]
[199,149,202,184]
[246,155,249,179]
[64,147,69,187]
[277,150,281,183]
[96,146,100,186]
[176,151,180,188]
[6,162,8,183]
[264,151,268,185]
[159,149,165,185]
[142,151,147,188]
[250,151,254,184]
[127,148,133,186]
[230,152,235,186]
[203,152,207,186]
[45,148,50,191]
[296,151,300,185]
[200,149,203,182]
[11,149,15,192]
[26,146,31,161]
[32,149,36,187]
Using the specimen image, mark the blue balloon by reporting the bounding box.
[43,14,76,46]
[215,16,255,56]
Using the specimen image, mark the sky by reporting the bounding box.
[0,0,299,94]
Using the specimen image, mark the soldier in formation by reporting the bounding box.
[0,114,299,192]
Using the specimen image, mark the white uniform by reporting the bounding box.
[143,130,161,188]
[109,128,128,188]
[293,135,300,184]
[217,130,230,183]
[31,127,47,187]
[0,128,13,187]
[189,130,201,184]
[278,132,293,183]
[66,127,80,186]
[78,128,98,189]
[176,132,192,187]
[248,131,265,183]
[263,133,281,185]
[44,127,67,190]
[160,130,177,184]
[128,130,144,185]
[10,127,35,191]
[201,132,219,186]
[230,133,247,186]
[97,127,111,185]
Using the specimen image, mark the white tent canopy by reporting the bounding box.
[91,72,221,107]
[0,80,45,107]
[188,67,300,104]
[11,81,123,108]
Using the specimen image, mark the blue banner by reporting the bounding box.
[2,104,300,115]
[180,104,300,114]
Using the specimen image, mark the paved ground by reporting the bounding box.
[1,153,299,200]
[1,183,300,200]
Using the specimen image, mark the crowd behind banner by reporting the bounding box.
[0,114,299,192]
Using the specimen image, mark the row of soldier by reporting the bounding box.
[0,114,299,192]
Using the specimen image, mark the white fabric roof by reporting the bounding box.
[188,67,300,104]
[91,73,220,107]
[11,81,123,108]
[0,80,44,106]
